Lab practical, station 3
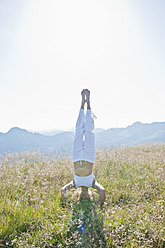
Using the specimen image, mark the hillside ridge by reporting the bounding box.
[0,121,165,154]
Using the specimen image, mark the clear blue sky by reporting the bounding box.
[0,0,165,133]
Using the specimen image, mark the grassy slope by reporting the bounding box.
[0,144,165,247]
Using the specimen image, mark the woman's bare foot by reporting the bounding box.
[81,89,86,109]
[86,89,91,109]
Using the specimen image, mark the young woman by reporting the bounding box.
[61,89,105,204]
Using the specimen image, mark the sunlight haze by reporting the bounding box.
[0,0,165,133]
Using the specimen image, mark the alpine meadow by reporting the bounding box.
[1,0,165,247]
[0,143,164,247]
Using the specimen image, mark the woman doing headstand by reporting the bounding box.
[61,89,105,204]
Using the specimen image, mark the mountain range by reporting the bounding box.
[0,122,165,155]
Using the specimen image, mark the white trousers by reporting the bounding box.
[72,108,96,163]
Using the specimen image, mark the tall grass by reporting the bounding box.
[0,144,165,247]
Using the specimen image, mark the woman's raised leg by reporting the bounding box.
[72,90,86,162]
[83,89,96,163]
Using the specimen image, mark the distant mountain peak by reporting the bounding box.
[7,127,28,134]
[132,121,142,125]
[130,121,143,127]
